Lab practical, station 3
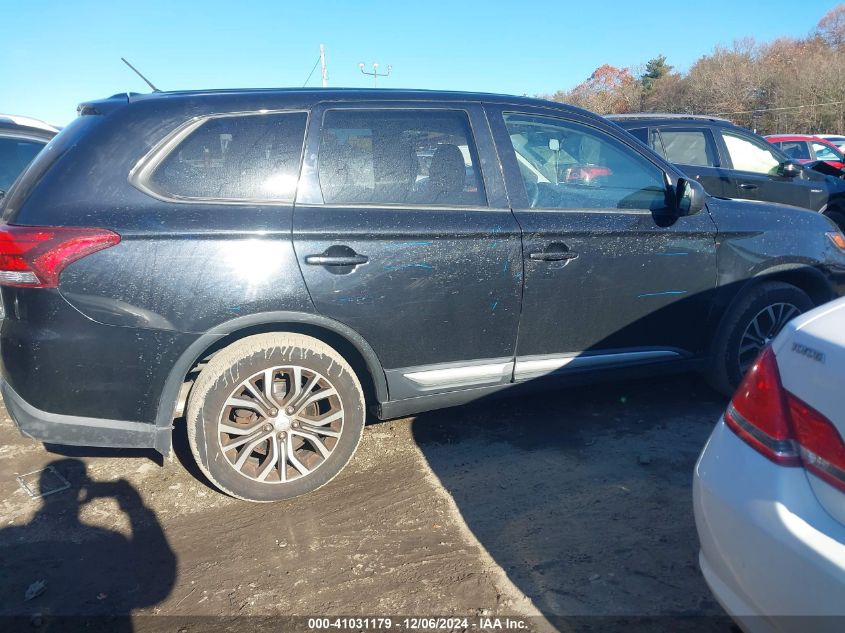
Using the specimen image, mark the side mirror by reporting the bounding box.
[780,160,802,178]
[676,178,705,216]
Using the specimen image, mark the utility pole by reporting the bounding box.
[358,62,392,88]
[320,44,328,88]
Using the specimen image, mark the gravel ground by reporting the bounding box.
[0,374,734,632]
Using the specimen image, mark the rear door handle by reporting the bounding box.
[739,183,758,190]
[529,243,578,262]
[305,254,369,266]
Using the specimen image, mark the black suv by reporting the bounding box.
[609,114,845,231]
[2,89,844,501]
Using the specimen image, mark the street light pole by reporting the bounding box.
[358,62,392,88]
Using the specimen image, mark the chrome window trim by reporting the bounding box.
[128,109,310,206]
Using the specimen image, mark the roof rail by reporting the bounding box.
[606,112,733,123]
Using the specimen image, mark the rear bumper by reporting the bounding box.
[3,379,166,451]
[694,419,845,632]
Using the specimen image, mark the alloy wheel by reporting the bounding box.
[218,365,344,484]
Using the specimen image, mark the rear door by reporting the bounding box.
[487,105,718,379]
[293,102,522,400]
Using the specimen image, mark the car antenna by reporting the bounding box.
[120,57,161,92]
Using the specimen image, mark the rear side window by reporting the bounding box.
[147,111,307,202]
[317,110,486,207]
[779,141,811,161]
[0,137,46,191]
[657,129,718,167]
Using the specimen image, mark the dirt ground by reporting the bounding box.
[0,374,735,632]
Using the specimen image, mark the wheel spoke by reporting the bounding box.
[278,436,288,483]
[257,435,279,481]
[242,379,276,415]
[295,388,338,415]
[292,428,332,458]
[286,435,310,476]
[298,410,343,427]
[286,373,320,410]
[234,432,272,469]
[298,422,341,438]
[263,368,280,407]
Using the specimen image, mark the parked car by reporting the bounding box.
[0,114,58,196]
[2,89,845,501]
[609,114,845,231]
[765,134,845,171]
[694,296,845,632]
[815,134,845,152]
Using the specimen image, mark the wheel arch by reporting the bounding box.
[153,311,389,455]
[709,263,834,352]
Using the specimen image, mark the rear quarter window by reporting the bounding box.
[142,111,308,203]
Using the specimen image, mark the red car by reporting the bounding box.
[765,134,845,170]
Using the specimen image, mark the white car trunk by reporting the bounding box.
[775,297,845,526]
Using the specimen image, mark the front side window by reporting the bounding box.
[0,137,47,191]
[147,111,308,202]
[317,110,485,207]
[721,131,780,175]
[658,129,717,167]
[812,142,842,162]
[778,141,811,161]
[503,113,669,211]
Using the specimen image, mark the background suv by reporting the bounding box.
[2,89,845,502]
[0,114,57,197]
[609,114,845,231]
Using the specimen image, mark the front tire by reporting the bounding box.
[186,333,365,502]
[706,282,813,397]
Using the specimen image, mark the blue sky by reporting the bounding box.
[1,0,839,125]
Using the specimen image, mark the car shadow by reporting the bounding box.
[411,374,734,631]
[0,457,177,632]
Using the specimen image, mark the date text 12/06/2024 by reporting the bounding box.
[307,617,529,630]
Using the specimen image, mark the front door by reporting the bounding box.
[717,128,827,211]
[293,103,522,399]
[487,105,718,381]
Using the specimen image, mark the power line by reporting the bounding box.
[302,56,321,88]
[712,100,845,117]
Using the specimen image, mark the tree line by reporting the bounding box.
[547,4,845,135]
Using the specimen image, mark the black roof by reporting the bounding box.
[78,88,602,121]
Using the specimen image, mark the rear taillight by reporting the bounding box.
[0,225,120,288]
[725,346,845,492]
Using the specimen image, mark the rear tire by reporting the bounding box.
[706,282,813,397]
[186,333,365,502]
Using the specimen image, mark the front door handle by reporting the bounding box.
[739,183,758,190]
[529,243,578,262]
[305,245,369,268]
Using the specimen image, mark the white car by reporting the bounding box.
[815,134,845,152]
[694,296,845,633]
